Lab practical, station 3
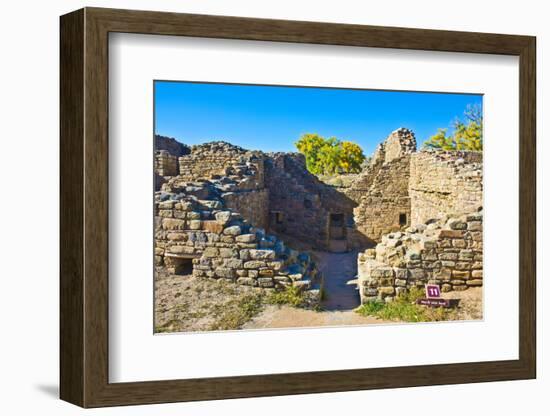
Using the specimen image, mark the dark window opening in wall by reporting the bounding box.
[399,213,407,226]
[172,257,194,276]
[274,212,284,225]
[304,199,312,209]
[330,213,345,227]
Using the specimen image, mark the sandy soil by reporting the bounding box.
[154,250,483,333]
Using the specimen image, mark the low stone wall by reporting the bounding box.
[178,142,265,186]
[357,211,483,303]
[409,150,483,226]
[154,150,178,177]
[155,180,322,306]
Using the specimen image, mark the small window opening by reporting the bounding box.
[275,212,284,224]
[399,213,407,226]
[173,258,193,275]
[330,213,345,227]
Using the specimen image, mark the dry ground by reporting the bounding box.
[155,260,482,333]
[154,269,268,333]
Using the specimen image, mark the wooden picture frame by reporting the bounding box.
[60,7,536,408]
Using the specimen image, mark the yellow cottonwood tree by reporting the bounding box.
[424,104,483,151]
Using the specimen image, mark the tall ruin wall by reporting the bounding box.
[409,151,483,226]
[265,153,357,251]
[348,128,417,244]
[353,155,412,244]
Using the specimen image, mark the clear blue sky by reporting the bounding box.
[154,81,482,155]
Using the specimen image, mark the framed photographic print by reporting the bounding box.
[60,7,536,408]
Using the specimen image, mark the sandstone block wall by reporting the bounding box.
[155,183,322,304]
[357,211,483,303]
[348,128,417,244]
[383,127,417,163]
[155,150,179,177]
[353,155,412,244]
[178,142,265,187]
[223,189,269,231]
[409,151,483,226]
[265,153,357,251]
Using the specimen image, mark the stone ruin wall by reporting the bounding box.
[357,212,483,303]
[155,182,322,305]
[223,189,270,232]
[265,153,357,251]
[409,151,483,226]
[352,155,412,244]
[348,128,417,244]
[155,150,179,177]
[178,142,265,185]
[162,142,270,230]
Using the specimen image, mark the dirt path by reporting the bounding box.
[316,250,361,311]
[243,250,389,329]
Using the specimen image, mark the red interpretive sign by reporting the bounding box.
[425,284,441,299]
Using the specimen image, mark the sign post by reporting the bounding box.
[416,284,452,308]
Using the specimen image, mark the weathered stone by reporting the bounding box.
[452,270,470,279]
[214,211,232,225]
[468,221,482,231]
[235,233,256,243]
[439,230,464,239]
[166,232,186,241]
[394,268,408,279]
[158,209,173,218]
[371,267,394,278]
[471,270,483,278]
[214,267,235,278]
[225,258,244,269]
[249,249,276,260]
[448,219,467,230]
[258,269,274,277]
[467,279,483,286]
[244,260,266,269]
[441,283,452,292]
[220,235,235,243]
[187,211,201,220]
[158,200,176,209]
[237,277,257,286]
[408,269,426,280]
[257,277,274,288]
[219,247,239,258]
[169,245,195,255]
[223,225,242,236]
[162,218,186,230]
[202,220,224,234]
[202,247,219,258]
[188,220,202,230]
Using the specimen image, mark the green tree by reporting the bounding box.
[295,134,365,175]
[294,133,326,174]
[424,104,483,151]
[339,141,366,173]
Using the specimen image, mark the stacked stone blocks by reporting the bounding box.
[357,212,483,303]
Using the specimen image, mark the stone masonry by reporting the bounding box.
[154,129,482,305]
[357,211,483,303]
